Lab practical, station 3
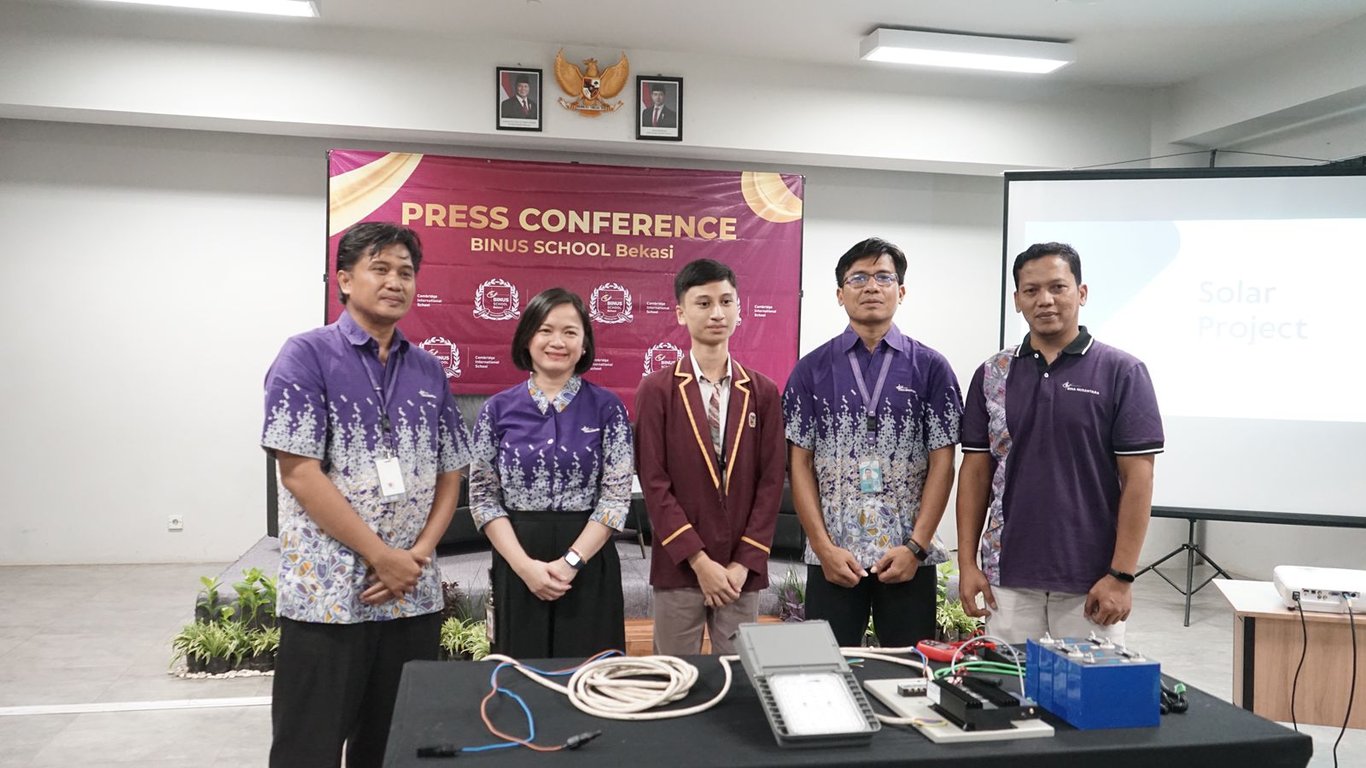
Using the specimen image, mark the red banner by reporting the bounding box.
[326,150,804,412]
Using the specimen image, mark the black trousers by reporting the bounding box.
[804,563,937,648]
[491,509,626,659]
[269,612,441,768]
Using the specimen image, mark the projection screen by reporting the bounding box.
[1003,166,1366,524]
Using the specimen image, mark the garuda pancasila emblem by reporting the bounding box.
[555,49,630,116]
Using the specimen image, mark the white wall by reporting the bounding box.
[0,118,1014,564]
[0,0,1157,176]
[0,121,322,564]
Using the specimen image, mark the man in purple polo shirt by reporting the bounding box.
[262,222,473,768]
[957,242,1163,646]
[784,237,962,648]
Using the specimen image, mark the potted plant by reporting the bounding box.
[439,617,490,661]
[772,566,805,622]
[171,622,211,673]
[176,569,284,675]
[233,576,265,630]
[258,574,278,629]
[194,576,224,625]
[193,622,231,674]
[437,581,489,660]
[232,568,276,631]
[245,624,280,671]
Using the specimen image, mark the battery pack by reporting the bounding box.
[1026,636,1160,730]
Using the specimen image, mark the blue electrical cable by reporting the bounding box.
[460,652,623,753]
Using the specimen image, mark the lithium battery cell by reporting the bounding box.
[1026,637,1160,730]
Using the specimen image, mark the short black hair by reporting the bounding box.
[335,222,423,304]
[834,237,906,287]
[673,258,738,301]
[511,288,595,376]
[1012,242,1082,288]
[515,73,530,86]
[650,83,666,93]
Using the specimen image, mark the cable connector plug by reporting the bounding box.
[564,730,603,750]
[416,744,460,758]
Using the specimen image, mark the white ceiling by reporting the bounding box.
[302,0,1366,87]
[10,0,1366,169]
[22,0,1366,86]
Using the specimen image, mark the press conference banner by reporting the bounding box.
[325,150,804,411]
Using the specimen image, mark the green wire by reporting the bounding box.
[934,661,1024,678]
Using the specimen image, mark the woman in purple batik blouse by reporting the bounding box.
[469,288,633,657]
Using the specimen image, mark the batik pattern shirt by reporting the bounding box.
[469,375,632,531]
[262,311,473,623]
[783,325,963,569]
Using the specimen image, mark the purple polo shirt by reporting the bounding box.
[961,328,1164,593]
[469,375,633,531]
[783,324,962,569]
[262,311,473,623]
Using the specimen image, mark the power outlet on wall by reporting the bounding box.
[167,514,184,532]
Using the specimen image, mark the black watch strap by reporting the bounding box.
[906,539,928,562]
[1107,567,1136,583]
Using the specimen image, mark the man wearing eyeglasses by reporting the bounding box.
[783,237,963,647]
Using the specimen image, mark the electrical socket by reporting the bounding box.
[167,514,184,532]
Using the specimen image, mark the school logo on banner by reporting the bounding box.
[590,282,633,324]
[473,278,521,321]
[642,342,683,377]
[419,337,463,379]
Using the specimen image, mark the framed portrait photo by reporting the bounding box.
[636,76,683,141]
[496,67,542,132]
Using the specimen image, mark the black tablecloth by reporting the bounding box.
[383,656,1311,768]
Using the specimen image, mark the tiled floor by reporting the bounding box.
[0,562,1360,767]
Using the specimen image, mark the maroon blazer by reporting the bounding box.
[634,356,786,591]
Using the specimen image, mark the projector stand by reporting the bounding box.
[1137,517,1231,627]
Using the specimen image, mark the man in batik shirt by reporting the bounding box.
[784,237,962,648]
[262,222,472,768]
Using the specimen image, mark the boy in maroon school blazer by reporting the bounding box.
[635,259,787,654]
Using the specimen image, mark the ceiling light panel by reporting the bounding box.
[860,28,1074,74]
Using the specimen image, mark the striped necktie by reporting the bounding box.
[706,376,727,458]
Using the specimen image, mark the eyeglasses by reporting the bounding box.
[843,271,898,288]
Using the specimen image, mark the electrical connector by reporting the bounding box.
[897,679,930,697]
[416,744,460,758]
[564,730,603,750]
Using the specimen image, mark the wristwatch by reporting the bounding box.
[563,548,585,571]
[906,539,929,562]
[1107,567,1136,583]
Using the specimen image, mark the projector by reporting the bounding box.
[1273,565,1366,613]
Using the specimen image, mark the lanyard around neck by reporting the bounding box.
[847,345,893,445]
[354,343,402,450]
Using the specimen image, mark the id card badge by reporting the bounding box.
[375,456,407,501]
[858,458,883,494]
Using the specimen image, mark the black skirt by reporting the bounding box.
[490,509,626,659]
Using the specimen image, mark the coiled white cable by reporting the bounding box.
[483,653,739,721]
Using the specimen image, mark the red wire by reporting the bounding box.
[479,650,623,750]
